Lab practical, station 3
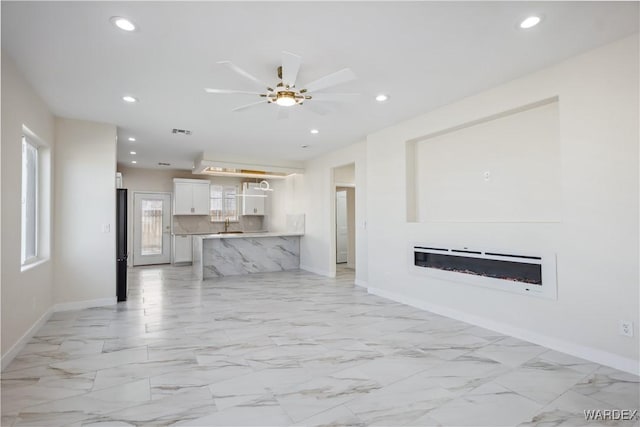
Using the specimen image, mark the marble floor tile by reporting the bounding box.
[174,395,292,426]
[150,364,254,398]
[412,354,512,396]
[92,358,196,391]
[426,382,543,426]
[208,373,272,410]
[1,264,638,426]
[87,386,217,426]
[494,358,590,404]
[571,366,640,410]
[49,347,148,375]
[295,404,365,427]
[345,373,457,426]
[536,350,600,375]
[519,390,637,427]
[11,380,152,426]
[469,336,548,368]
[331,355,436,387]
[274,371,382,422]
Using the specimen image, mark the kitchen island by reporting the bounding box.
[192,232,303,279]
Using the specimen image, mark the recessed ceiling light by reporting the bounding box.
[110,17,136,32]
[375,94,388,102]
[122,95,138,103]
[128,137,136,142]
[131,160,137,164]
[520,16,541,29]
[310,129,319,134]
[130,151,136,155]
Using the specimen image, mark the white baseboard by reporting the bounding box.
[368,286,640,376]
[54,297,117,312]
[1,307,54,371]
[300,264,335,278]
[354,278,368,288]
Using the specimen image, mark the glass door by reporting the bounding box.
[133,192,172,266]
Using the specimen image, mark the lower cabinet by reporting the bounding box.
[173,235,193,263]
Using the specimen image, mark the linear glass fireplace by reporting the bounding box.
[414,251,542,285]
[411,245,556,299]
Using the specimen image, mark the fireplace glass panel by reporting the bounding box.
[414,252,542,285]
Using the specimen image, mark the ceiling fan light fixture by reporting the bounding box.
[275,91,299,107]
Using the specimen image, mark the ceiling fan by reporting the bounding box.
[205,51,358,115]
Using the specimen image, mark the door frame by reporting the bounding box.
[132,191,172,266]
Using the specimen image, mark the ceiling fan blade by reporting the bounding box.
[277,107,290,120]
[301,68,356,93]
[205,88,264,95]
[309,93,360,103]
[217,60,271,90]
[281,51,302,88]
[231,100,268,112]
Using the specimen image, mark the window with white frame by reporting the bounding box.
[210,185,238,222]
[21,136,38,265]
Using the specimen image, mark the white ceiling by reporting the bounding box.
[2,2,638,170]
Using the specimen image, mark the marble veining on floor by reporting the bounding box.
[1,265,638,426]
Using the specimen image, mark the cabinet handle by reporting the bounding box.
[191,207,194,213]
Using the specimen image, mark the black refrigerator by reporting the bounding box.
[116,188,128,302]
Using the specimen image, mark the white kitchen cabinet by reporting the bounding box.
[173,234,193,263]
[191,182,210,214]
[173,178,210,215]
[241,182,265,215]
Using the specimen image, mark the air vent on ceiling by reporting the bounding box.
[172,128,192,135]
[158,162,171,166]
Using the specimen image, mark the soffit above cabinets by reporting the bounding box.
[193,152,304,179]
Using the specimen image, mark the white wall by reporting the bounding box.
[334,164,355,186]
[54,119,117,305]
[299,142,367,284]
[1,51,55,365]
[415,100,562,222]
[365,35,639,372]
[267,175,303,232]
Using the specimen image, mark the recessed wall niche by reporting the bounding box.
[406,98,561,223]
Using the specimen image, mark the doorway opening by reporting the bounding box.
[333,163,356,275]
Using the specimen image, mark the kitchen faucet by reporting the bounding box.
[224,218,230,232]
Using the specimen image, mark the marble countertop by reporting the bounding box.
[192,232,304,239]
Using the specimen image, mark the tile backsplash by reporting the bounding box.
[173,215,265,235]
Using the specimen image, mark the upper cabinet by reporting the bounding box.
[173,178,210,215]
[241,182,265,216]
